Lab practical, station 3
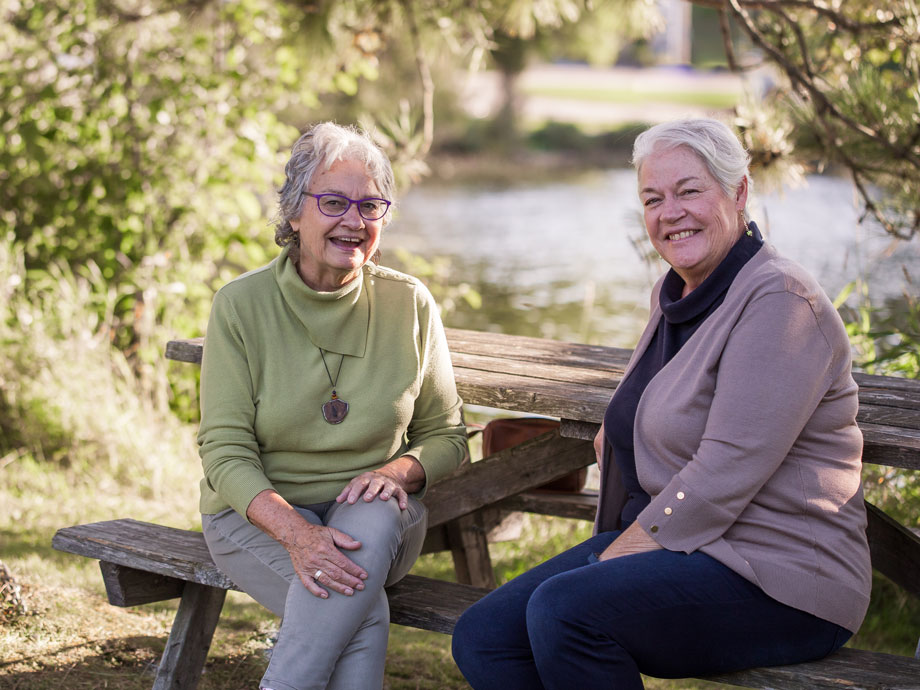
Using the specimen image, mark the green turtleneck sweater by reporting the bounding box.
[197,246,468,517]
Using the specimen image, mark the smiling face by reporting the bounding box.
[638,145,748,296]
[290,157,386,291]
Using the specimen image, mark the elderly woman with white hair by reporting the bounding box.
[452,118,871,689]
[198,122,467,690]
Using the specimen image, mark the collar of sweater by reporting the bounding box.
[273,245,369,357]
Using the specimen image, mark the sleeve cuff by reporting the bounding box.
[636,477,735,552]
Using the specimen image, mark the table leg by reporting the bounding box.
[152,582,227,690]
[447,512,496,589]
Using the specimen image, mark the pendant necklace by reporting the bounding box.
[318,348,349,424]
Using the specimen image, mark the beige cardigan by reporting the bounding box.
[596,243,871,633]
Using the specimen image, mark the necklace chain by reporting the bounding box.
[319,349,345,397]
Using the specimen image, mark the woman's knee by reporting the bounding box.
[525,573,593,652]
[328,496,422,540]
[452,592,513,668]
[453,597,493,651]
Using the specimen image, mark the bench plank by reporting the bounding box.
[52,519,235,590]
[52,521,489,636]
[54,520,920,690]
[499,490,599,521]
[707,646,920,689]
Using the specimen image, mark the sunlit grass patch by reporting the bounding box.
[521,85,740,110]
[386,626,468,689]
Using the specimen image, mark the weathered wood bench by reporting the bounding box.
[52,328,920,690]
[52,519,490,690]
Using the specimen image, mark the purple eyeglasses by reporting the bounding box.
[305,192,391,221]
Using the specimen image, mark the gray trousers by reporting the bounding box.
[202,496,428,690]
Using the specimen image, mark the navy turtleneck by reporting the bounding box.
[604,221,764,526]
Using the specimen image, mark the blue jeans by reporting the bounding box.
[452,532,850,690]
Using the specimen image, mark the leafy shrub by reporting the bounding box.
[0,235,197,494]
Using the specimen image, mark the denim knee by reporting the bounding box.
[452,600,490,671]
[525,577,572,652]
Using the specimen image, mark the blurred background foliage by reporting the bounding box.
[0,0,916,506]
[720,0,920,240]
[1,0,918,680]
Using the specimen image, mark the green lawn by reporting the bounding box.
[521,85,740,109]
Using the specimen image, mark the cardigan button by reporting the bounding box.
[664,507,672,515]
[677,491,685,500]
[650,525,659,533]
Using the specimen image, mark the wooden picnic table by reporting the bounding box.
[165,327,920,596]
[165,326,920,471]
[52,327,920,690]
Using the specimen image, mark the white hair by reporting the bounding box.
[632,118,753,207]
[275,122,396,248]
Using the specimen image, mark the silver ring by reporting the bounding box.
[313,569,323,581]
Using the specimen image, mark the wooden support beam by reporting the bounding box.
[153,583,226,690]
[446,513,496,589]
[423,430,594,528]
[100,561,185,606]
[866,501,920,598]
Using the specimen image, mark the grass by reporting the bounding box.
[520,85,740,110]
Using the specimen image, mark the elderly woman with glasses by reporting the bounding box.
[451,118,871,689]
[198,122,467,690]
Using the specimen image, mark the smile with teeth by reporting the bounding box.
[330,236,362,247]
[667,230,699,241]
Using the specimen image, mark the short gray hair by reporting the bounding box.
[275,122,397,248]
[631,118,752,206]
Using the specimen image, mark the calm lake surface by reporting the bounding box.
[386,170,918,348]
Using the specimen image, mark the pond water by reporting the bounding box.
[386,170,918,348]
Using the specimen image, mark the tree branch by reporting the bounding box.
[690,0,904,32]
[717,7,739,71]
[724,0,920,168]
[400,0,434,157]
[698,0,919,238]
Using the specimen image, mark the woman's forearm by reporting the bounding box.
[381,455,426,493]
[245,488,310,548]
[245,488,367,597]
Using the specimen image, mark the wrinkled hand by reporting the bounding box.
[286,521,368,599]
[598,521,662,561]
[336,467,411,510]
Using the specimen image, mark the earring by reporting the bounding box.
[741,213,752,237]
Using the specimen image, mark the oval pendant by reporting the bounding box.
[322,398,349,424]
